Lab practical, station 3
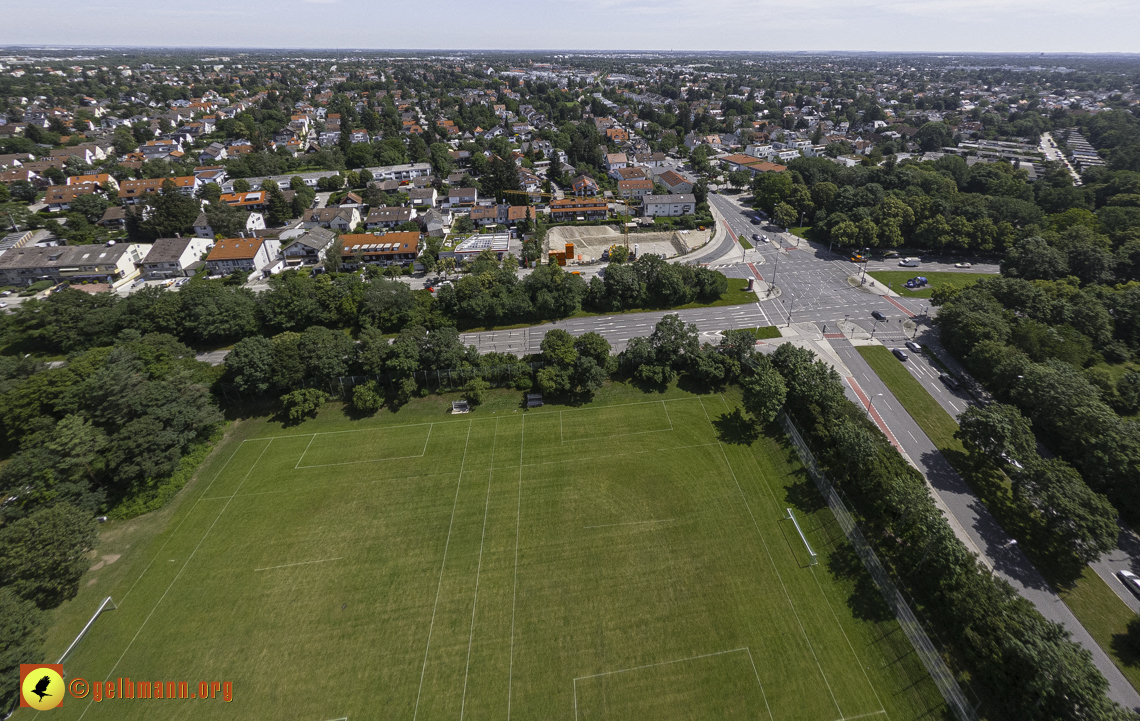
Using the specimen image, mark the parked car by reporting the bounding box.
[1118,570,1140,599]
[939,373,960,390]
[899,257,921,267]
[905,341,922,353]
[0,302,7,308]
[955,262,972,268]
[872,310,886,321]
[892,348,909,361]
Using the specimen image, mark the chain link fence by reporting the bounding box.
[780,410,980,721]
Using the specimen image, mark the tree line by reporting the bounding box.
[0,333,222,714]
[764,342,1136,721]
[935,276,1140,526]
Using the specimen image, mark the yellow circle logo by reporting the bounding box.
[22,667,64,710]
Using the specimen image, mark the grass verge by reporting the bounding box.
[856,343,1140,692]
[731,326,781,340]
[866,271,997,299]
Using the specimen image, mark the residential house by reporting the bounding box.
[642,194,696,218]
[205,237,282,276]
[364,206,415,230]
[0,153,34,169]
[281,228,337,267]
[549,198,608,222]
[193,211,266,238]
[199,142,228,164]
[409,187,437,207]
[614,166,650,182]
[0,241,150,287]
[657,170,694,194]
[118,176,199,203]
[633,152,667,167]
[340,231,420,267]
[66,174,118,191]
[720,154,787,176]
[334,192,363,208]
[571,175,600,197]
[301,207,359,232]
[468,206,501,227]
[139,236,214,279]
[617,178,654,200]
[448,187,478,206]
[98,205,127,228]
[421,208,448,237]
[605,153,629,177]
[140,139,183,160]
[44,184,98,212]
[220,191,268,211]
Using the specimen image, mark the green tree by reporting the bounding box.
[264,182,291,226]
[1017,458,1118,563]
[197,182,222,202]
[232,178,252,193]
[0,503,97,609]
[773,201,797,229]
[324,237,344,274]
[224,336,276,395]
[740,356,787,423]
[0,587,45,716]
[957,402,1037,466]
[352,381,384,414]
[281,388,329,422]
[69,192,109,223]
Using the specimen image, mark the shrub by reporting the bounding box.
[281,388,328,421]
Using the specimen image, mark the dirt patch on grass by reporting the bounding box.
[546,225,708,260]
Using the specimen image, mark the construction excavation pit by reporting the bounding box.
[545,224,710,263]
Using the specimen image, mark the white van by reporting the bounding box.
[899,257,921,267]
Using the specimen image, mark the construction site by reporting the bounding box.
[545,224,710,264]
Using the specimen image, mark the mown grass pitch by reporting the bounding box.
[37,386,948,721]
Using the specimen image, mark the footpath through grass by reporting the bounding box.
[867,271,997,299]
[856,344,1140,693]
[34,382,946,721]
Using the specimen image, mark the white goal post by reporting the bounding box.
[784,509,818,566]
[57,596,117,665]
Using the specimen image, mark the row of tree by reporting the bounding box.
[935,277,1140,525]
[765,342,1134,720]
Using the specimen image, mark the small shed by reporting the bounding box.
[526,393,544,408]
[451,400,470,414]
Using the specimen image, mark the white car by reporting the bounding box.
[0,302,7,308]
[954,262,972,269]
[1118,570,1140,598]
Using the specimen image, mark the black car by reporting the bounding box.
[752,233,761,241]
[892,348,909,361]
[871,310,886,321]
[939,373,960,390]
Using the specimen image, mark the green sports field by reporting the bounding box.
[36,387,947,721]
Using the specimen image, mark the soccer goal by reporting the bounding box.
[784,509,818,566]
[57,596,117,665]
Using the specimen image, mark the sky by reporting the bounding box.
[2,0,1139,55]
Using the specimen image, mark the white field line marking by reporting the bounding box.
[831,711,888,721]
[76,438,274,721]
[295,425,434,469]
[412,420,473,721]
[295,433,317,469]
[507,415,525,721]
[697,395,712,423]
[572,648,771,721]
[583,519,675,530]
[460,419,498,721]
[662,400,673,431]
[744,647,777,721]
[565,427,674,444]
[737,422,889,719]
[710,395,843,719]
[254,557,343,572]
[296,452,430,469]
[199,472,457,501]
[115,439,249,607]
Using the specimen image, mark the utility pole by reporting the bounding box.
[785,298,795,326]
[769,248,780,293]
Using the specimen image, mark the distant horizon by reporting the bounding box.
[2,0,1137,56]
[2,45,1140,58]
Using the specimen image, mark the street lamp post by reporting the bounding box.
[865,392,883,419]
[769,249,780,293]
[785,298,795,327]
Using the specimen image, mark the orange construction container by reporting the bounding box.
[565,242,574,256]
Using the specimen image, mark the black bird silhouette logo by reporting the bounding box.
[31,675,53,701]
